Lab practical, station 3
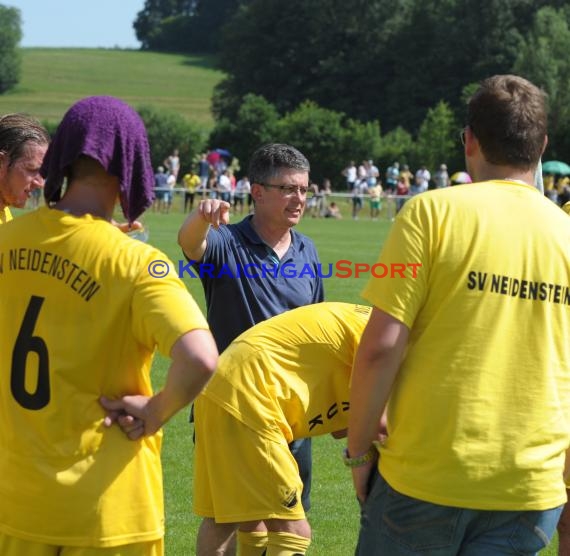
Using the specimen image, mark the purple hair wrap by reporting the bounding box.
[41,96,154,222]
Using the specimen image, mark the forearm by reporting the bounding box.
[347,309,408,457]
[347,350,399,457]
[178,209,210,261]
[146,329,217,433]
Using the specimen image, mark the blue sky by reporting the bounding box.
[7,0,144,48]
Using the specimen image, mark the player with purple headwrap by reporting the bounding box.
[0,96,218,556]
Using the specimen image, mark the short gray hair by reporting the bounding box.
[248,143,310,185]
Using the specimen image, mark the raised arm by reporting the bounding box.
[177,198,231,261]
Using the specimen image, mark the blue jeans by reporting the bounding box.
[356,471,562,555]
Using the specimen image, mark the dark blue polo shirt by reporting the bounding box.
[191,215,324,352]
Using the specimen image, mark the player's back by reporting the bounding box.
[203,302,372,440]
[0,206,191,545]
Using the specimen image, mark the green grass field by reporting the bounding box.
[130,195,559,555]
[0,48,224,127]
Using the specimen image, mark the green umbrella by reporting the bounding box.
[542,160,570,175]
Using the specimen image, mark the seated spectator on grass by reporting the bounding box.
[324,201,342,219]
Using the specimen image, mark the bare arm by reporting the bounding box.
[100,328,218,439]
[177,199,231,261]
[347,308,409,502]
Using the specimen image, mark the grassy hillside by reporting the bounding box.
[0,48,225,127]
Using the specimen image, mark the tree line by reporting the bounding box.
[2,1,570,186]
[139,0,570,182]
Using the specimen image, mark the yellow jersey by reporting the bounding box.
[363,181,570,511]
[0,206,208,546]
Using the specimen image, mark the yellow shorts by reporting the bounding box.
[193,396,305,523]
[0,532,163,556]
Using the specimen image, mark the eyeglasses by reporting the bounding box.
[259,183,309,197]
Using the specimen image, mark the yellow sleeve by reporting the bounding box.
[131,250,209,356]
[361,198,429,328]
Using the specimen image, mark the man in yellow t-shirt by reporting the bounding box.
[193,302,371,556]
[0,113,49,221]
[348,75,570,555]
[183,169,200,212]
[0,96,218,556]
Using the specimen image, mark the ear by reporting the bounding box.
[464,127,479,158]
[541,135,548,156]
[0,151,8,177]
[251,183,264,203]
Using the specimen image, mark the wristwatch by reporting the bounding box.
[342,446,377,468]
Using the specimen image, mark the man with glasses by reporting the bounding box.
[178,143,324,555]
[348,75,570,555]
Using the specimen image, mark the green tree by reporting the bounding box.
[134,0,196,49]
[208,93,280,169]
[379,127,414,169]
[0,4,22,94]
[513,6,570,160]
[414,101,458,172]
[276,101,381,186]
[136,105,207,172]
[215,0,565,133]
[134,0,243,53]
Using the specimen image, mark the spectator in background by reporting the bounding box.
[217,169,232,203]
[557,177,570,207]
[357,160,368,186]
[233,175,250,215]
[399,163,413,192]
[198,153,211,192]
[153,165,168,212]
[342,160,357,192]
[307,181,321,218]
[183,169,200,212]
[178,143,324,556]
[348,74,570,556]
[366,160,380,188]
[395,176,410,214]
[320,178,332,215]
[324,201,342,219]
[0,95,218,556]
[352,177,367,220]
[544,173,558,203]
[164,172,176,214]
[368,180,382,220]
[164,148,180,180]
[433,163,450,188]
[412,164,431,194]
[0,113,49,224]
[385,161,400,194]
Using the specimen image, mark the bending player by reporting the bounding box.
[193,302,373,556]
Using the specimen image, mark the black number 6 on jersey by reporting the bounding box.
[11,295,50,410]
